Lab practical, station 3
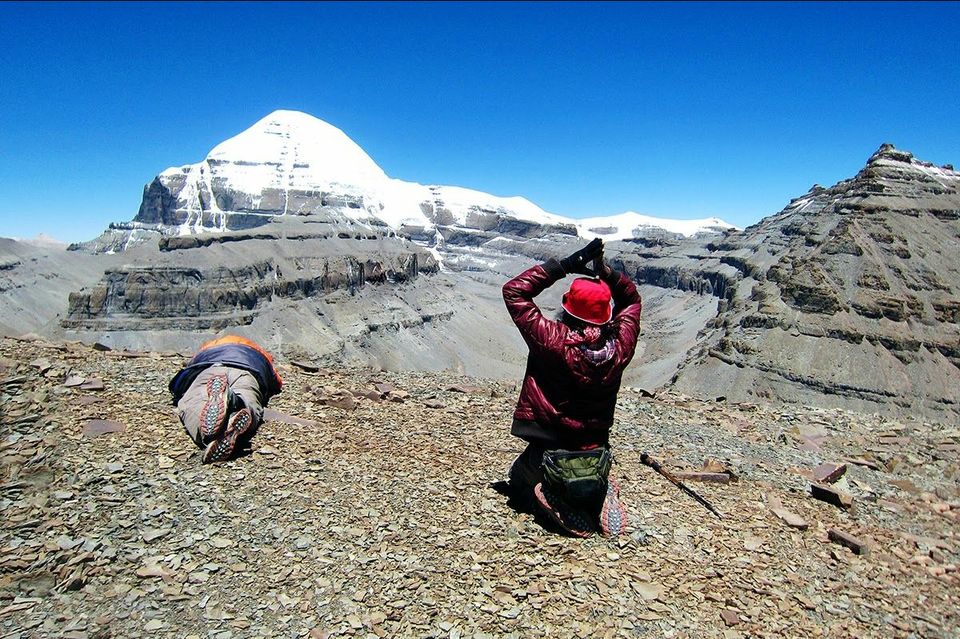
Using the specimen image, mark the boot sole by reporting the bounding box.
[534,483,594,538]
[202,408,253,464]
[600,477,628,537]
[199,375,229,443]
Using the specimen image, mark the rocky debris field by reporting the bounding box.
[0,336,957,639]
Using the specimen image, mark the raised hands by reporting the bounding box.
[559,238,604,277]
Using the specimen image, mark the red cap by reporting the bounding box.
[561,278,613,325]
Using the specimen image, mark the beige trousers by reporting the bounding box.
[176,365,264,448]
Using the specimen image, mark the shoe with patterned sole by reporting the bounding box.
[600,476,628,537]
[202,408,253,464]
[199,374,230,444]
[534,482,595,538]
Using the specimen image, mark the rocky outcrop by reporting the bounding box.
[661,145,960,424]
[62,222,438,332]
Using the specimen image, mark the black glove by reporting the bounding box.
[560,238,603,276]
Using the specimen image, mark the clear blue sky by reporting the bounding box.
[1,1,958,243]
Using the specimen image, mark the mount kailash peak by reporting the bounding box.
[76,110,734,254]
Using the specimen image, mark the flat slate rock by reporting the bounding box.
[771,507,810,530]
[290,360,323,373]
[262,408,318,428]
[79,378,105,391]
[812,462,847,484]
[82,419,126,438]
[810,483,854,509]
[828,528,870,555]
[63,375,86,388]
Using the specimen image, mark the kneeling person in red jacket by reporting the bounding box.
[502,238,642,537]
[169,336,283,464]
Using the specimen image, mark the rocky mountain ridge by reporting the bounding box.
[606,144,960,423]
[1,116,958,426]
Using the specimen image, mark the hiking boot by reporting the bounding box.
[599,476,628,537]
[202,407,254,464]
[199,374,230,444]
[534,482,594,538]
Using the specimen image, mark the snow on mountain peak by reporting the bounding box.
[205,109,388,191]
[140,110,735,244]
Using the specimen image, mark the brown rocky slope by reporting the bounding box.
[1,337,957,638]
[610,144,960,424]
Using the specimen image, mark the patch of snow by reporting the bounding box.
[574,212,737,240]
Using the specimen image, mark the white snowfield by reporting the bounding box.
[574,212,735,241]
[162,110,737,238]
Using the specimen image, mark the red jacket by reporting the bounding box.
[502,259,642,449]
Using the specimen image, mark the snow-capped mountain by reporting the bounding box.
[77,110,733,252]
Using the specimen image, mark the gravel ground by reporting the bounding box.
[1,337,957,638]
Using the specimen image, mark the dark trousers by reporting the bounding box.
[508,443,547,510]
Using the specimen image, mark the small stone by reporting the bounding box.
[136,565,172,579]
[291,360,322,372]
[295,536,312,550]
[771,507,810,530]
[828,528,870,555]
[720,609,740,626]
[812,463,847,484]
[188,571,211,583]
[844,456,882,471]
[323,395,356,411]
[632,582,664,601]
[890,478,920,494]
[56,535,81,550]
[743,535,764,551]
[29,358,53,373]
[810,483,854,510]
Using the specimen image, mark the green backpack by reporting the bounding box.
[541,448,612,508]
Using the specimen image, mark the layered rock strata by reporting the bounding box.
[63,221,438,332]
[656,145,960,423]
